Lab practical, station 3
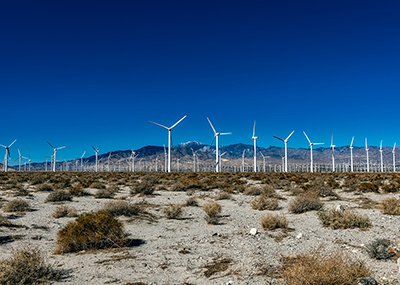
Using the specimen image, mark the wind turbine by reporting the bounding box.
[393,143,396,172]
[247,121,258,172]
[303,132,324,173]
[379,140,384,172]
[350,137,354,172]
[15,149,22,171]
[163,145,167,172]
[273,131,294,172]
[92,146,100,172]
[47,141,65,172]
[149,115,186,173]
[207,117,231,173]
[260,152,266,172]
[241,150,246,172]
[365,138,370,172]
[191,148,199,172]
[219,152,227,171]
[0,139,17,172]
[329,134,336,172]
[107,152,112,172]
[80,151,86,171]
[131,147,138,172]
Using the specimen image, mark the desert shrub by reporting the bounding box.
[366,238,395,260]
[90,181,106,189]
[327,178,340,189]
[2,199,30,212]
[260,214,287,230]
[101,200,143,217]
[69,184,89,197]
[52,205,78,218]
[317,209,371,229]
[278,246,371,285]
[0,247,65,284]
[379,197,400,215]
[0,214,11,227]
[251,196,279,211]
[203,255,233,278]
[358,182,379,193]
[215,191,232,200]
[94,188,115,199]
[45,190,72,203]
[243,185,263,196]
[288,193,323,214]
[203,202,222,225]
[305,179,336,197]
[163,204,184,219]
[382,183,400,193]
[130,180,155,195]
[36,184,54,192]
[185,197,199,207]
[31,175,48,185]
[55,211,127,254]
[343,178,359,192]
[13,187,30,197]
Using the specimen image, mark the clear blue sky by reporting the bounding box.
[2,0,400,163]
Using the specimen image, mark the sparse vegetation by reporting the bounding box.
[288,193,323,214]
[2,199,31,212]
[366,238,395,260]
[251,195,279,211]
[36,184,54,192]
[55,211,127,254]
[260,214,288,230]
[203,255,233,278]
[52,205,78,218]
[163,204,184,219]
[379,197,400,215]
[101,200,145,217]
[203,201,222,225]
[317,209,371,229]
[358,182,379,193]
[185,197,199,207]
[94,188,116,199]
[45,190,72,203]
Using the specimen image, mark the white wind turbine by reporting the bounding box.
[47,141,65,172]
[273,131,294,172]
[393,143,396,172]
[0,139,17,172]
[207,117,231,173]
[379,140,384,172]
[149,115,186,173]
[350,137,354,172]
[15,149,22,171]
[247,121,258,172]
[92,146,100,172]
[107,152,112,172]
[330,134,336,172]
[131,147,138,172]
[303,131,324,173]
[365,138,370,172]
[80,151,86,171]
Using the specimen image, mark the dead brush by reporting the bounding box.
[251,195,279,211]
[378,197,400,215]
[203,255,233,278]
[101,200,145,217]
[163,204,184,219]
[0,247,65,284]
[366,238,395,260]
[36,183,54,192]
[203,201,222,225]
[260,214,288,230]
[45,190,72,203]
[52,205,78,218]
[278,246,371,285]
[185,197,199,207]
[94,188,116,199]
[288,192,323,214]
[317,209,371,229]
[2,199,31,212]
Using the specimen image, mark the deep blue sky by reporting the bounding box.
[2,1,400,163]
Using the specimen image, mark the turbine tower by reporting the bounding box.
[207,117,231,173]
[0,139,17,172]
[15,149,22,171]
[393,143,396,172]
[365,138,370,172]
[303,131,324,173]
[350,137,354,172]
[47,141,65,172]
[80,151,86,171]
[273,131,294,172]
[379,140,384,172]
[330,134,336,172]
[149,115,186,173]
[92,146,100,172]
[247,121,258,172]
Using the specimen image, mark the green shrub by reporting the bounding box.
[366,238,395,260]
[317,209,371,229]
[45,190,72,203]
[55,211,127,254]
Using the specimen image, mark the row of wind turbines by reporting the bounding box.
[1,115,397,173]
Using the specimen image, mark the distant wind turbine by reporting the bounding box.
[15,149,22,171]
[107,152,112,172]
[0,139,16,172]
[273,131,294,172]
[149,115,186,173]
[207,117,231,173]
[303,131,324,173]
[350,137,354,172]
[330,134,335,172]
[393,143,396,172]
[379,140,384,172]
[365,138,370,172]
[247,121,258,172]
[80,151,86,171]
[92,146,100,172]
[47,141,65,172]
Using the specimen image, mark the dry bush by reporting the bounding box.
[243,185,264,196]
[215,191,232,200]
[382,183,400,193]
[366,238,395,260]
[163,204,184,219]
[36,184,54,192]
[45,190,72,203]
[90,181,106,189]
[130,180,155,195]
[317,209,371,229]
[288,193,323,214]
[185,197,199,207]
[101,200,144,217]
[305,179,337,197]
[358,182,379,193]
[0,214,11,227]
[68,184,90,197]
[203,202,222,225]
[260,214,288,230]
[251,195,279,211]
[52,205,78,218]
[94,188,115,199]
[0,247,65,284]
[55,211,127,254]
[2,199,31,212]
[343,177,359,192]
[379,197,400,215]
[203,255,233,278]
[278,246,371,285]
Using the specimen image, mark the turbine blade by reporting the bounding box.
[273,136,284,142]
[286,130,295,141]
[350,136,354,147]
[82,151,86,157]
[314,143,324,145]
[331,134,333,146]
[207,117,217,134]
[170,115,187,129]
[47,141,55,149]
[210,135,216,146]
[18,149,21,156]
[380,140,382,150]
[220,132,231,135]
[394,143,397,149]
[149,121,168,130]
[8,139,17,148]
[246,138,252,144]
[303,131,311,144]
[97,145,101,151]
[0,144,6,148]
[57,146,65,150]
[253,121,256,137]
[92,146,96,151]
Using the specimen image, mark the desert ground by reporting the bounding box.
[1,171,400,284]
